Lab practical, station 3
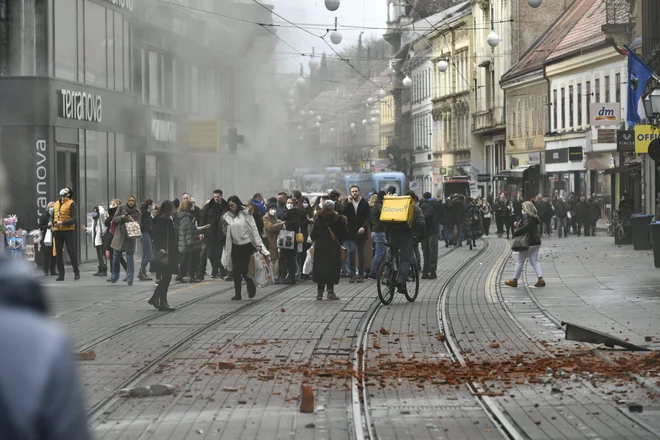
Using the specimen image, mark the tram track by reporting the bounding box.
[86,282,295,422]
[349,244,517,440]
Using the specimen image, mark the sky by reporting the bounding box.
[267,0,388,73]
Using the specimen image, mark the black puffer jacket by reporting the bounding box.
[140,205,152,235]
[177,211,201,253]
[513,214,541,247]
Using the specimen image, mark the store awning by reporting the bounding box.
[603,163,642,175]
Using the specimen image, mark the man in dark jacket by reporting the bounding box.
[368,191,386,279]
[341,185,371,283]
[554,196,570,238]
[452,194,466,246]
[419,192,440,279]
[441,197,455,246]
[138,199,154,281]
[0,255,90,440]
[201,189,229,278]
[588,195,601,236]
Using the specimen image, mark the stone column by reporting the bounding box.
[7,0,36,75]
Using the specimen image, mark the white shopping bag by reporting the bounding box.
[303,245,314,275]
[43,229,52,247]
[254,252,274,287]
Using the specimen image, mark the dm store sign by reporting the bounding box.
[589,103,621,127]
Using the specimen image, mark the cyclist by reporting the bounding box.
[384,190,426,295]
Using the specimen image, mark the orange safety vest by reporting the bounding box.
[53,199,76,232]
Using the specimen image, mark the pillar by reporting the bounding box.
[7,0,36,75]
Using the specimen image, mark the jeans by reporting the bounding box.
[95,245,107,271]
[369,232,387,277]
[442,224,454,242]
[141,233,153,271]
[557,217,568,237]
[113,250,134,281]
[513,245,542,279]
[455,224,463,243]
[421,234,438,275]
[345,240,366,277]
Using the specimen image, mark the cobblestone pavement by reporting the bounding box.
[41,234,660,439]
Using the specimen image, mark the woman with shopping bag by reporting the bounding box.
[310,199,347,301]
[504,201,545,288]
[38,201,56,276]
[221,196,269,300]
[109,195,141,286]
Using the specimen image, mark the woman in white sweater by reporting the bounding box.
[221,196,269,300]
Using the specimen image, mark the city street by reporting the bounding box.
[43,235,660,440]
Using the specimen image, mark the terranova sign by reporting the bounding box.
[589,103,621,127]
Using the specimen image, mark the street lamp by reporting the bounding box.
[330,31,343,45]
[528,0,542,7]
[487,30,500,48]
[403,75,412,88]
[362,119,368,126]
[296,76,305,86]
[309,56,319,70]
[325,0,340,11]
[378,88,387,98]
[437,59,449,73]
[316,115,322,122]
[643,87,660,123]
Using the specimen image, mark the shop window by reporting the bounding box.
[524,98,528,137]
[517,100,521,137]
[595,78,600,103]
[537,96,542,135]
[54,0,77,81]
[124,20,131,92]
[532,97,536,136]
[85,1,107,87]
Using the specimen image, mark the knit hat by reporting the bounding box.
[267,202,277,210]
[172,198,180,208]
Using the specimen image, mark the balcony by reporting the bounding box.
[472,107,505,134]
[602,0,635,48]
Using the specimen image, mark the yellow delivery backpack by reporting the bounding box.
[380,195,414,228]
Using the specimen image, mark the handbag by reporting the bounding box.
[277,229,296,249]
[511,234,529,252]
[327,227,348,262]
[43,229,52,247]
[126,220,142,238]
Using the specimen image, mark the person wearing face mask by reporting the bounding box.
[264,202,284,280]
[37,201,57,276]
[298,197,313,279]
[82,206,108,276]
[52,187,80,281]
[340,185,371,283]
[248,193,267,238]
[221,196,269,300]
[109,195,141,286]
[137,199,155,282]
[280,198,300,285]
[276,192,288,220]
[103,200,127,280]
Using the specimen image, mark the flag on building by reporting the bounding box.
[627,48,655,127]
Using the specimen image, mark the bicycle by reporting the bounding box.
[376,243,419,305]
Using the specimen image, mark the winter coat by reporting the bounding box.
[110,204,140,252]
[201,198,228,244]
[370,200,385,233]
[441,201,455,226]
[463,201,483,240]
[38,212,52,247]
[539,201,554,221]
[177,211,201,253]
[221,210,267,272]
[512,199,523,219]
[419,199,440,236]
[452,195,466,224]
[554,200,569,218]
[85,207,107,247]
[576,201,589,223]
[513,214,542,247]
[264,214,284,258]
[480,202,492,219]
[588,200,601,222]
[150,215,179,274]
[311,210,347,285]
[140,206,153,235]
[341,198,371,242]
[0,256,90,440]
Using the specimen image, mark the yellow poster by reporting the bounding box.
[634,125,660,153]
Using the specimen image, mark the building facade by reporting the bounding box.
[0,0,279,261]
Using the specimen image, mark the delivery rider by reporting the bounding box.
[384,190,425,294]
[52,187,80,281]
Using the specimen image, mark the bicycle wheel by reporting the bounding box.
[404,265,419,302]
[377,260,395,305]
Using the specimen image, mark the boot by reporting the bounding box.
[93,266,103,276]
[428,272,437,279]
[138,269,152,281]
[247,279,257,298]
[327,291,339,300]
[534,278,546,288]
[317,290,324,300]
[504,279,518,287]
[99,268,107,277]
